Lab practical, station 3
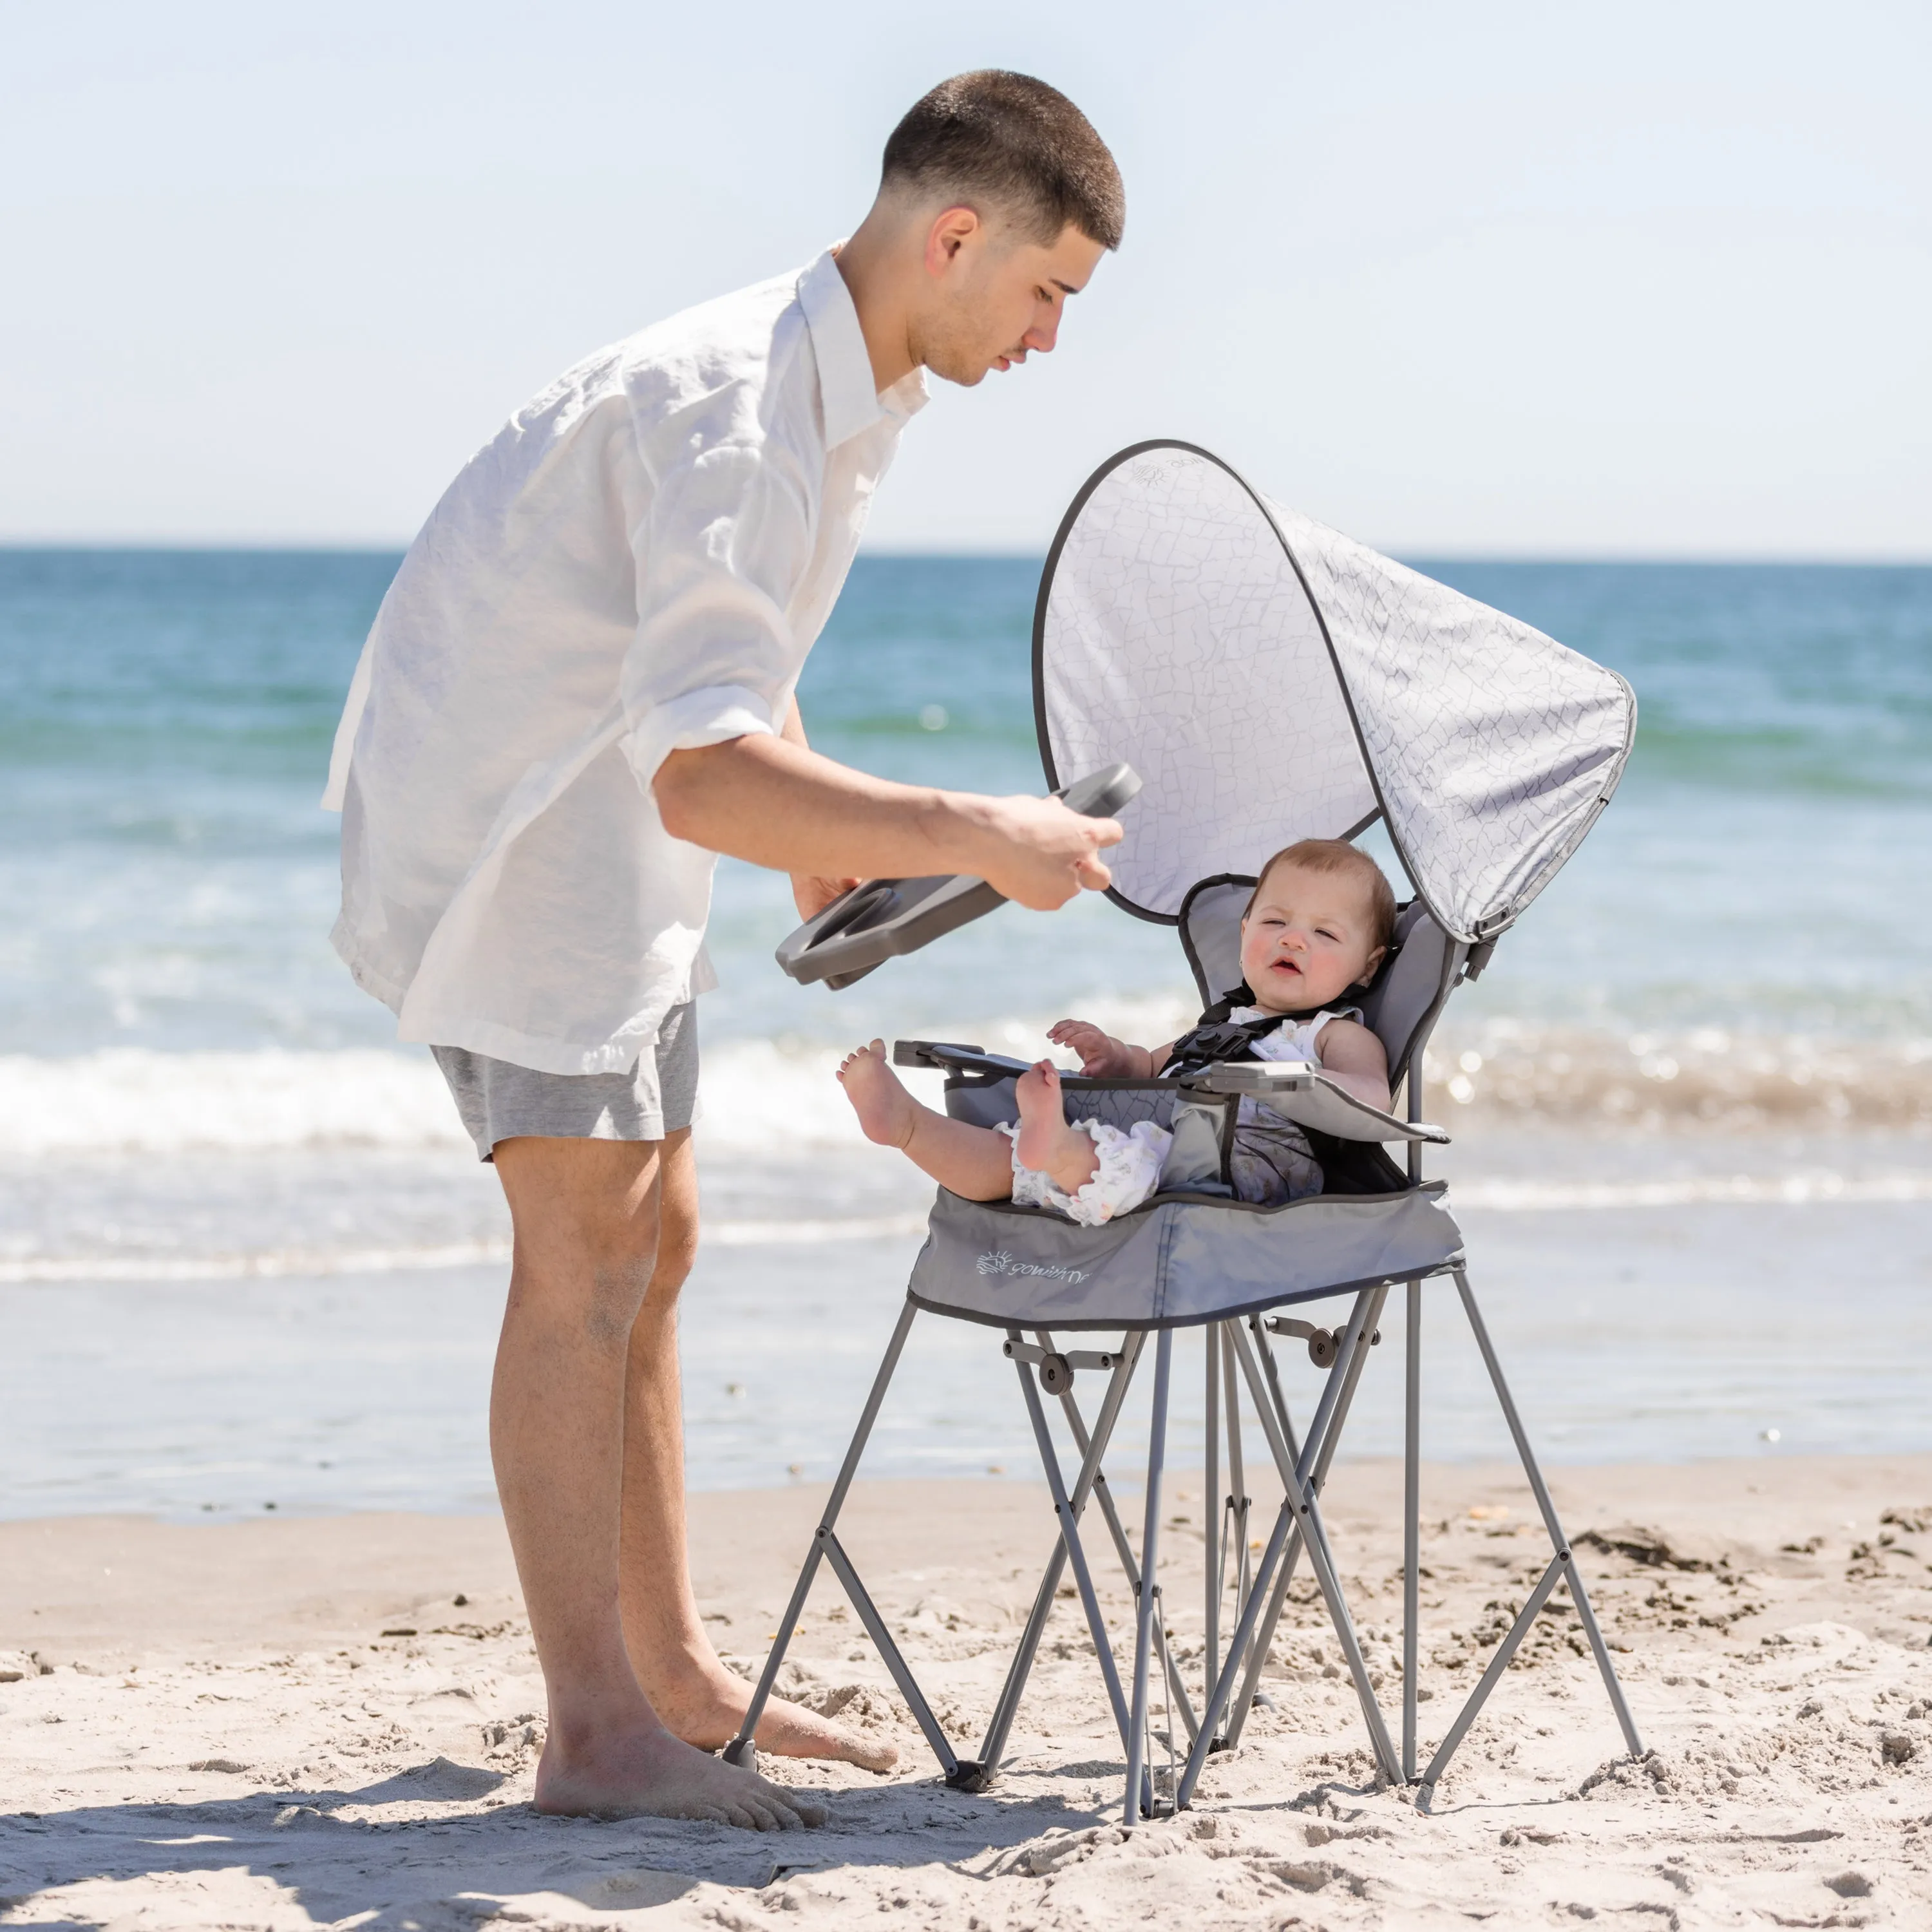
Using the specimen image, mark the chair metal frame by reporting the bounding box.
[725,990,1645,1821]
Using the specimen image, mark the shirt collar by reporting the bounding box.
[798,248,928,448]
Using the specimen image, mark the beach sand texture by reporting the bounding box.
[6,1459,1932,1928]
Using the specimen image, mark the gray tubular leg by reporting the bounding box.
[1013,1334,1135,1756]
[1174,1493,1296,1810]
[1418,1553,1566,1804]
[1218,1314,1306,1742]
[723,1296,920,1768]
[975,1336,1144,1778]
[1223,1286,1389,1747]
[1226,1316,1399,1782]
[1122,1327,1173,1827]
[1204,1323,1221,1696]
[1046,1338,1201,1748]
[1450,1268,1645,1761]
[819,1529,958,1776]
[1403,1274,1422,1783]
[1175,1316,1397,1804]
[1222,1329,1252,1671]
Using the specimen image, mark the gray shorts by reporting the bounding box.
[431,1001,699,1161]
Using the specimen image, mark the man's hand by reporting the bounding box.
[971,795,1121,910]
[652,735,1122,913]
[792,873,862,920]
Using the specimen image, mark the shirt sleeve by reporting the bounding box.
[618,416,817,796]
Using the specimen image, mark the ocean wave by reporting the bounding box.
[4,1175,1928,1284]
[0,1213,938,1283]
[0,1041,940,1156]
[1421,1025,1932,1132]
[0,1049,472,1154]
[0,1012,1926,1157]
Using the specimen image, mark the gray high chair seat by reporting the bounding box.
[728,441,1645,1823]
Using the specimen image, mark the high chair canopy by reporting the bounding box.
[1034,442,1636,943]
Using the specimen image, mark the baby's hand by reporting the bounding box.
[1048,1019,1134,1077]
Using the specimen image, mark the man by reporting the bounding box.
[323,72,1124,1830]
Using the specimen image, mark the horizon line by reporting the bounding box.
[3,539,1930,569]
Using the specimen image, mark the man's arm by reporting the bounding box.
[653,732,1118,911]
[777,699,863,920]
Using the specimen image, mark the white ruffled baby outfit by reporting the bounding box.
[996,1117,1173,1227]
[999,1009,1352,1227]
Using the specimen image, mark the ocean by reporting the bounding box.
[1,549,1928,1519]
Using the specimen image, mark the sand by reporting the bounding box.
[5,1457,1932,1929]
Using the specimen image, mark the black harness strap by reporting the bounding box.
[1163,989,1331,1079]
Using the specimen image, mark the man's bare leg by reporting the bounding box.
[612,1128,898,1772]
[489,1133,821,1826]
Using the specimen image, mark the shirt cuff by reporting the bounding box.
[623,683,778,791]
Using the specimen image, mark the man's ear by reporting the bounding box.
[924,204,982,278]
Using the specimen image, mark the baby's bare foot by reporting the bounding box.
[1014,1061,1101,1194]
[535,1723,826,1828]
[838,1039,916,1149]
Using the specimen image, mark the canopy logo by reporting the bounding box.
[976,1249,1088,1286]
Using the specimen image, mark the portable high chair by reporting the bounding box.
[726,442,1645,1821]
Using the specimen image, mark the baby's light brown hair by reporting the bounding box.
[1245,838,1397,959]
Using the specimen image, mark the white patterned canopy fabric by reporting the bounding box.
[1036,444,1634,941]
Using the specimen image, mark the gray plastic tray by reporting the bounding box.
[774,763,1141,990]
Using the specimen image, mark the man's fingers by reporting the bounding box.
[1074,855,1113,891]
[1085,813,1124,850]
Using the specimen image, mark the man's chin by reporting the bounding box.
[926,356,992,388]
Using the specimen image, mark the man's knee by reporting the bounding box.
[643,1130,699,1310]
[496,1136,669,1339]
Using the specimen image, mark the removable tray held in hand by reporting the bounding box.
[774,762,1142,990]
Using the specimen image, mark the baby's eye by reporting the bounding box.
[1317,929,1340,942]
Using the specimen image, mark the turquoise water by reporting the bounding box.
[4,550,1927,1061]
[0,548,1927,1514]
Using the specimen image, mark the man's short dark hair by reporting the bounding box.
[882,71,1124,251]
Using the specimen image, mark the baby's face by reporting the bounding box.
[1238,862,1385,1012]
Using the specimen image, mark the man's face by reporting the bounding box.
[913,213,1106,387]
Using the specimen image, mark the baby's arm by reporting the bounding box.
[1046,1019,1171,1079]
[1314,1018,1392,1112]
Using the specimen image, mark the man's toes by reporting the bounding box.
[748,1785,800,1828]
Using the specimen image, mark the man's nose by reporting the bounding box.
[1025,310,1061,354]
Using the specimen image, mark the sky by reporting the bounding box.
[1,1,1927,556]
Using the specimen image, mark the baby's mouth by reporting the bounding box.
[1269,958,1302,976]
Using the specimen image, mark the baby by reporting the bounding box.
[838,839,1397,1224]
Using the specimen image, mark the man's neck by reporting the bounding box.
[831,224,918,394]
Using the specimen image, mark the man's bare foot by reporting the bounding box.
[535,1721,827,1828]
[649,1667,899,1774]
[838,1039,918,1149]
[1014,1060,1101,1193]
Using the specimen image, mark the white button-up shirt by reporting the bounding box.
[323,251,926,1075]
